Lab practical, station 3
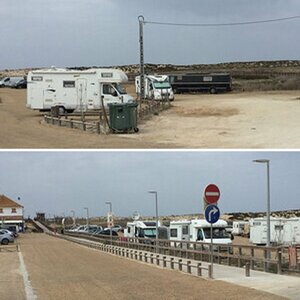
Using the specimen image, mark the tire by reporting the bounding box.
[1,238,9,245]
[58,106,65,115]
[210,87,217,94]
[134,127,139,133]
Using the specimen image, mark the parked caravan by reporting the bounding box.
[250,217,300,245]
[26,68,134,114]
[169,219,232,248]
[168,73,232,94]
[232,221,249,236]
[135,75,175,101]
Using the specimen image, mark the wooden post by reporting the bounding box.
[178,259,183,271]
[150,254,154,264]
[144,253,148,263]
[277,249,282,275]
[251,248,255,270]
[170,257,174,269]
[264,249,268,272]
[97,121,101,134]
[156,255,160,266]
[139,252,143,261]
[238,247,242,267]
[197,263,202,276]
[163,256,167,268]
[245,262,250,277]
[187,260,192,274]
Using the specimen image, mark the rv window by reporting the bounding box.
[127,227,131,233]
[182,225,189,235]
[31,76,43,81]
[275,225,284,230]
[63,81,75,88]
[170,228,178,237]
[203,76,213,82]
[11,208,16,213]
[103,84,117,95]
[0,208,3,213]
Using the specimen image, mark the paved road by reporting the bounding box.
[9,233,287,300]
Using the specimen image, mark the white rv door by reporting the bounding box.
[43,87,56,109]
[77,79,87,111]
[101,83,120,106]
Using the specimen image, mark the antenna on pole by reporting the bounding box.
[138,15,145,101]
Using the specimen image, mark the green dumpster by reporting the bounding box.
[108,102,139,133]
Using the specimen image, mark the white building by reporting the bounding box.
[0,195,24,231]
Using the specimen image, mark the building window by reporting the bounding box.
[11,208,16,213]
[170,228,178,238]
[0,208,3,213]
[63,81,75,88]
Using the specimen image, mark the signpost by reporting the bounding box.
[203,184,221,279]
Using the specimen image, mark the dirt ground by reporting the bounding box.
[7,233,284,300]
[0,86,300,148]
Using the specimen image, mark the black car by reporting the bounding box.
[11,79,27,89]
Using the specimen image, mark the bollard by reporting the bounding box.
[178,259,183,271]
[150,254,154,264]
[197,263,202,277]
[156,255,160,266]
[187,260,192,274]
[245,262,250,277]
[163,256,167,268]
[170,257,175,269]
[208,265,213,279]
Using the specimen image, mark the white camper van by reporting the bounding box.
[26,68,134,113]
[232,221,249,236]
[170,219,232,248]
[250,217,300,246]
[135,75,174,101]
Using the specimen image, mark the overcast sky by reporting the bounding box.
[1,0,300,69]
[0,151,299,218]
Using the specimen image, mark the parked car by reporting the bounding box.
[0,230,14,245]
[0,228,18,238]
[11,79,27,89]
[97,229,118,236]
[0,77,24,87]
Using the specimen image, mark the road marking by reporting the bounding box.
[18,251,36,300]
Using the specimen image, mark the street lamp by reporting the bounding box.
[148,191,159,253]
[253,159,271,248]
[84,207,89,231]
[105,202,113,245]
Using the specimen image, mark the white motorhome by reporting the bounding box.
[124,220,168,240]
[135,75,174,101]
[169,219,232,247]
[27,68,134,113]
[250,217,300,246]
[232,221,249,236]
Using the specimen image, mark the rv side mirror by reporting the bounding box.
[112,91,118,97]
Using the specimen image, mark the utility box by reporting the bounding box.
[108,102,139,133]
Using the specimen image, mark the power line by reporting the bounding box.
[144,15,300,27]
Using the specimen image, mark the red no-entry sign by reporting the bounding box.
[204,184,220,204]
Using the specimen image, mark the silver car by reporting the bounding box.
[0,230,14,245]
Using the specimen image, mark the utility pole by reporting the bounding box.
[138,15,145,101]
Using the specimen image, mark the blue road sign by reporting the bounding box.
[205,204,220,224]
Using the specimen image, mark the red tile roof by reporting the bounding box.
[0,195,23,208]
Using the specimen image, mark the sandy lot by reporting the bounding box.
[14,233,285,300]
[0,87,299,148]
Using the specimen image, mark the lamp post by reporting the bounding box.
[253,159,271,249]
[105,202,113,245]
[148,191,159,253]
[70,210,75,226]
[84,207,89,231]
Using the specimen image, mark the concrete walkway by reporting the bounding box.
[63,234,300,300]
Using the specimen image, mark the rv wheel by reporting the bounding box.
[1,238,9,245]
[58,106,65,115]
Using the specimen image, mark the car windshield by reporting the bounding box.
[112,83,127,94]
[142,228,156,238]
[153,82,171,89]
[203,228,230,239]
